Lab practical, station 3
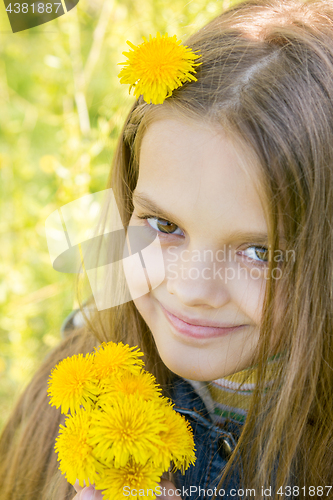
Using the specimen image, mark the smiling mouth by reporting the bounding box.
[160,304,247,339]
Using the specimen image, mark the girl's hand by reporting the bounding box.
[72,478,183,500]
[73,480,103,500]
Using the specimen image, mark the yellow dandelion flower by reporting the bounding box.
[93,342,144,381]
[55,408,100,487]
[99,370,162,402]
[118,32,202,105]
[95,458,164,500]
[88,394,168,468]
[152,403,196,473]
[48,353,99,414]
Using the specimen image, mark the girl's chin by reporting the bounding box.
[156,349,222,381]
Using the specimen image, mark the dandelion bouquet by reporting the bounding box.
[47,342,196,500]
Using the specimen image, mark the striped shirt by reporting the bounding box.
[185,355,281,424]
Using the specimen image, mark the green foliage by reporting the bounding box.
[0,0,239,430]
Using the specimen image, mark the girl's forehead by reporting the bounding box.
[139,115,261,176]
[136,117,268,239]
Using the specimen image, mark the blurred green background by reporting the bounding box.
[0,0,236,430]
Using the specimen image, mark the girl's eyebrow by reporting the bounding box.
[133,191,181,222]
[132,191,286,245]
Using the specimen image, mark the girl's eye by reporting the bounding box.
[136,215,184,236]
[240,246,269,266]
[135,213,271,266]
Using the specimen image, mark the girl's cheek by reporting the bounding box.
[133,295,157,335]
[122,232,165,300]
[214,255,267,309]
[232,265,267,325]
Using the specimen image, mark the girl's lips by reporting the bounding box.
[160,304,247,339]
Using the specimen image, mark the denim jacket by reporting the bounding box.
[167,376,246,500]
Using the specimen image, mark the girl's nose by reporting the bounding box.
[165,248,233,309]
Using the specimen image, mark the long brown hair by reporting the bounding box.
[2,0,333,498]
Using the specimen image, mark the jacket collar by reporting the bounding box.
[166,375,245,441]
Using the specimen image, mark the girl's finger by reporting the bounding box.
[72,485,105,499]
[73,479,84,493]
[158,478,182,499]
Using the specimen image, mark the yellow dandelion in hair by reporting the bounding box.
[93,341,144,380]
[152,403,196,473]
[118,32,202,105]
[48,353,99,414]
[88,394,168,468]
[55,408,100,487]
[99,370,162,402]
[96,458,164,500]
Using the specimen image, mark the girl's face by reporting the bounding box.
[128,116,271,381]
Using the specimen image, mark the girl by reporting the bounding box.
[2,0,333,498]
